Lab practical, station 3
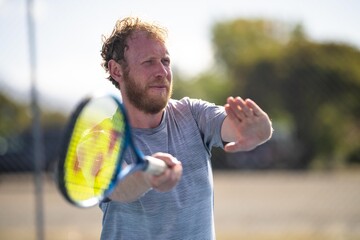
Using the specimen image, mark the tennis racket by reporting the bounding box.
[56,93,167,208]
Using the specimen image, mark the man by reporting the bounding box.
[99,17,273,239]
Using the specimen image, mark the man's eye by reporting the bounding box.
[162,58,170,66]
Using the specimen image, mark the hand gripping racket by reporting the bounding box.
[56,94,167,208]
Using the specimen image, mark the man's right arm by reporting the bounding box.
[109,152,182,202]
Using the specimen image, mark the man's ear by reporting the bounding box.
[108,59,123,83]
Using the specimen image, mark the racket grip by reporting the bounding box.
[144,156,167,176]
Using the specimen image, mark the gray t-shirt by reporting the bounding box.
[99,97,227,240]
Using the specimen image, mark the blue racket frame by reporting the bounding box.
[57,94,150,208]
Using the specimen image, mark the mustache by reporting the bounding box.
[148,78,171,88]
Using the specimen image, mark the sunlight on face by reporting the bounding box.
[122,31,173,114]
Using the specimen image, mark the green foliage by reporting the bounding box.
[173,68,232,105]
[175,17,360,169]
[0,92,67,137]
[211,18,360,168]
[0,94,30,135]
[277,42,360,167]
[2,17,359,169]
[212,19,286,72]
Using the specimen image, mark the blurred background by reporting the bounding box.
[1,0,360,239]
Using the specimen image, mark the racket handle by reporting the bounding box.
[144,156,167,176]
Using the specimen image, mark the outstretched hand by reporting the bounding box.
[222,96,273,152]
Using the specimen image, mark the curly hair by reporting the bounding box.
[101,17,168,89]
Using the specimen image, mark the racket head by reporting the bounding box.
[57,94,130,207]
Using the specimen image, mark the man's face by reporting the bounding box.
[121,31,172,114]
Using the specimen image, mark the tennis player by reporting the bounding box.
[99,16,273,239]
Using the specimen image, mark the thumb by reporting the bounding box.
[224,141,256,152]
[224,142,239,153]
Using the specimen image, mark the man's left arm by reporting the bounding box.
[221,96,273,152]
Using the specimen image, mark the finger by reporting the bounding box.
[245,98,264,117]
[228,96,253,118]
[224,141,251,152]
[224,142,238,153]
[152,152,180,167]
[234,97,253,117]
[225,103,242,124]
[227,97,246,119]
[150,169,171,188]
[151,164,182,192]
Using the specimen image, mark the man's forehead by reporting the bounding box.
[126,31,169,56]
[128,30,165,45]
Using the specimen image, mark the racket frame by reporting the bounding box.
[57,94,166,208]
[57,95,129,207]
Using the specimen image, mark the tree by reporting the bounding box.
[210,18,360,168]
[173,67,232,105]
[0,93,30,135]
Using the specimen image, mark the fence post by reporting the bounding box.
[26,0,45,239]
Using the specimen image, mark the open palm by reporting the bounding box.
[223,97,273,152]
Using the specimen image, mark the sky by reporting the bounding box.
[1,0,360,113]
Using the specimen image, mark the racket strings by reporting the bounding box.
[63,105,126,202]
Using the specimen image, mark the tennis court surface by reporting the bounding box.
[1,170,360,240]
